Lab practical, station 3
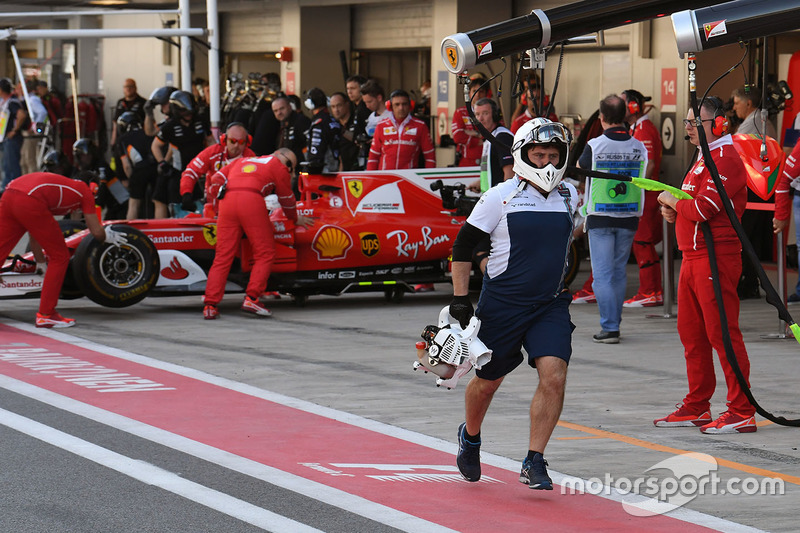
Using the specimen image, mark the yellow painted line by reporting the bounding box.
[557,420,800,485]
[555,435,608,441]
[756,420,775,427]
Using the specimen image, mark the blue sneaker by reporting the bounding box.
[788,293,800,304]
[456,422,481,482]
[519,453,553,490]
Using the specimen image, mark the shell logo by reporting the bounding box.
[242,163,257,173]
[312,225,352,261]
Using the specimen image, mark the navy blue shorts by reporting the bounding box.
[474,290,574,381]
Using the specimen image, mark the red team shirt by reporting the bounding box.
[631,116,662,179]
[451,106,483,166]
[675,137,748,257]
[8,172,95,215]
[367,115,436,170]
[180,144,256,197]
[211,156,298,221]
[774,141,800,222]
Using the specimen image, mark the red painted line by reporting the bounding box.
[0,323,716,532]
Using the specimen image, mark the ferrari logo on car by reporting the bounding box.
[203,224,218,246]
[359,232,380,257]
[347,179,364,198]
[312,225,352,260]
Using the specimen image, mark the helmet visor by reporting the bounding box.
[518,122,571,147]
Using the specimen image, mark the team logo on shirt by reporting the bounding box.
[384,126,397,135]
[312,225,352,260]
[404,127,417,135]
[347,179,364,198]
[359,232,380,257]
[242,164,257,173]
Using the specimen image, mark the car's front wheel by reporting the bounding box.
[71,224,160,308]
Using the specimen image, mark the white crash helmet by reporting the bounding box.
[511,118,572,192]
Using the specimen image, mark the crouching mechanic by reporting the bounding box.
[179,122,255,216]
[448,118,578,490]
[202,148,312,319]
[0,172,127,328]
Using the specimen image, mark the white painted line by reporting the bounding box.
[0,407,323,533]
[1,319,765,533]
[0,375,457,533]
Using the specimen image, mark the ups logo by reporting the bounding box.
[359,232,380,257]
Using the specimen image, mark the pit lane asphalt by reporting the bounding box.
[1,261,798,532]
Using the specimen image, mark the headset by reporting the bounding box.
[705,96,729,136]
[304,88,327,111]
[385,89,416,112]
[220,122,252,147]
[622,89,644,116]
[474,97,500,124]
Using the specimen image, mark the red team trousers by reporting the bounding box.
[632,190,663,294]
[203,190,275,305]
[677,253,754,416]
[0,190,70,315]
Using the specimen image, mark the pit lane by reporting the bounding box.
[1,262,798,531]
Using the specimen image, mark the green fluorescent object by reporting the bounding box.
[790,323,800,345]
[630,177,692,200]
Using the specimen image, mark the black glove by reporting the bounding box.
[181,193,195,212]
[449,295,474,329]
[157,160,172,176]
[144,99,155,115]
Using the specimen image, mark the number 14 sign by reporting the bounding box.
[661,68,677,112]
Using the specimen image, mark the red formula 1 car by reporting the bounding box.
[1,168,496,308]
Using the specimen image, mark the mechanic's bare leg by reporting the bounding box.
[529,356,567,453]
[126,198,141,220]
[464,375,504,435]
[154,200,168,219]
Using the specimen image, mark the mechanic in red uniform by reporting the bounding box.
[0,172,127,328]
[773,141,800,300]
[202,149,303,319]
[622,89,664,307]
[366,89,436,170]
[509,72,559,134]
[654,97,756,434]
[179,122,255,217]
[451,77,487,167]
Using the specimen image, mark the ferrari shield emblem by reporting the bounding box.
[203,224,218,246]
[445,46,458,70]
[348,179,364,198]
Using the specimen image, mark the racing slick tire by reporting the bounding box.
[72,224,160,308]
[59,219,88,300]
[291,293,309,307]
[384,287,405,303]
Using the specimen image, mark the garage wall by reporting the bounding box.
[221,11,282,53]
[299,5,350,97]
[352,2,433,50]
[101,14,179,124]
